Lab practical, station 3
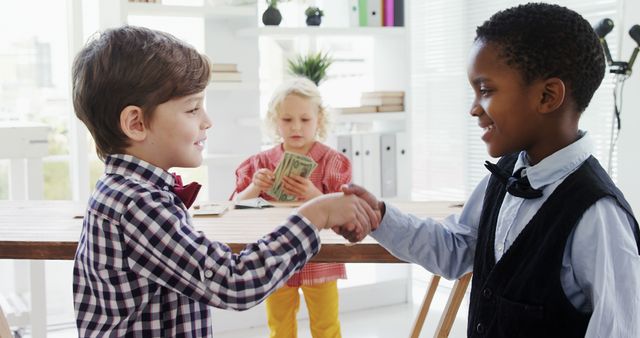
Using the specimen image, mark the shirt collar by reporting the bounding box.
[104,154,175,189]
[514,130,592,189]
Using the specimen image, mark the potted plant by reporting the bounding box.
[262,0,283,26]
[287,52,333,86]
[304,6,324,26]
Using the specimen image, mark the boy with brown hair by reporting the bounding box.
[341,3,640,337]
[72,26,376,337]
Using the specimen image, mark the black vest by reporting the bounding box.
[467,153,640,338]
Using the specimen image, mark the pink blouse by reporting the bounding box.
[234,141,352,286]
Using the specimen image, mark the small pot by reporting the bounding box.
[306,14,322,26]
[262,6,282,26]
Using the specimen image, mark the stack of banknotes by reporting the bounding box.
[267,151,317,201]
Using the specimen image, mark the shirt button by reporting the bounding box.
[204,270,213,279]
[482,288,492,299]
[476,323,486,334]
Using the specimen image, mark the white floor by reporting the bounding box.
[214,301,468,338]
[43,283,469,338]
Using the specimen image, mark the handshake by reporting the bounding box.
[298,184,382,243]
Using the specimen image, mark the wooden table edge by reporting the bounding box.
[0,241,404,263]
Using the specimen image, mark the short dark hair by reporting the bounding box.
[72,26,210,160]
[475,3,605,112]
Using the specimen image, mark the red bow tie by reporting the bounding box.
[171,174,202,209]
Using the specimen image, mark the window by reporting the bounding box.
[0,1,73,200]
[410,0,621,200]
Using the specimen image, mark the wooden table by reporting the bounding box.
[0,200,461,262]
[0,200,467,338]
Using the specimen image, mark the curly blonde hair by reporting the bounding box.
[265,77,330,142]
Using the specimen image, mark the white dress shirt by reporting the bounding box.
[372,132,640,337]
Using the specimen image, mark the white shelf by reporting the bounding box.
[237,26,406,38]
[333,112,405,123]
[125,2,255,18]
[207,82,257,91]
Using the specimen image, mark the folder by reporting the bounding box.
[367,0,382,27]
[380,133,397,198]
[395,132,410,199]
[337,134,363,186]
[358,0,368,26]
[394,0,404,27]
[383,0,394,26]
[337,134,353,159]
[351,134,364,186]
[361,133,381,196]
[349,0,361,27]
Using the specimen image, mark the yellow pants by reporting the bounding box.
[266,281,342,338]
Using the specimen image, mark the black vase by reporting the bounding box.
[262,6,282,26]
[306,15,322,26]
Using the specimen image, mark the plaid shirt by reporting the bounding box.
[73,154,320,337]
[234,142,350,286]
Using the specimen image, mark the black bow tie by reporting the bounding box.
[484,161,543,199]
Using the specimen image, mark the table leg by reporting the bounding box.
[433,273,471,338]
[409,274,441,338]
[30,261,47,338]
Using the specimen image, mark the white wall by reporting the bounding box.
[616,0,640,212]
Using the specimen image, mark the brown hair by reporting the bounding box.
[72,26,210,160]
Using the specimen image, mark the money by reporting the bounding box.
[267,152,318,201]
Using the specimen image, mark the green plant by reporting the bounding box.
[287,52,333,86]
[305,6,324,17]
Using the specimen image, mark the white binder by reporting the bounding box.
[351,134,364,186]
[395,132,410,199]
[361,133,381,196]
[337,134,363,186]
[348,0,360,27]
[380,133,397,198]
[367,0,382,27]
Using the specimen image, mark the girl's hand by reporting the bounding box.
[282,175,322,201]
[252,168,275,192]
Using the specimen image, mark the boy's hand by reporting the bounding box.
[282,175,322,201]
[298,193,380,239]
[332,184,383,242]
[252,169,275,192]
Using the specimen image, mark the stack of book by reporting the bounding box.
[332,105,379,115]
[210,63,242,83]
[361,91,404,112]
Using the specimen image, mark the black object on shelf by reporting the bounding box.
[262,6,282,26]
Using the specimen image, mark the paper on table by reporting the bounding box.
[234,197,275,209]
[190,203,229,217]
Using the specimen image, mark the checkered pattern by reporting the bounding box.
[73,154,320,337]
[234,142,350,286]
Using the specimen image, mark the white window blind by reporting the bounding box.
[410,0,621,200]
